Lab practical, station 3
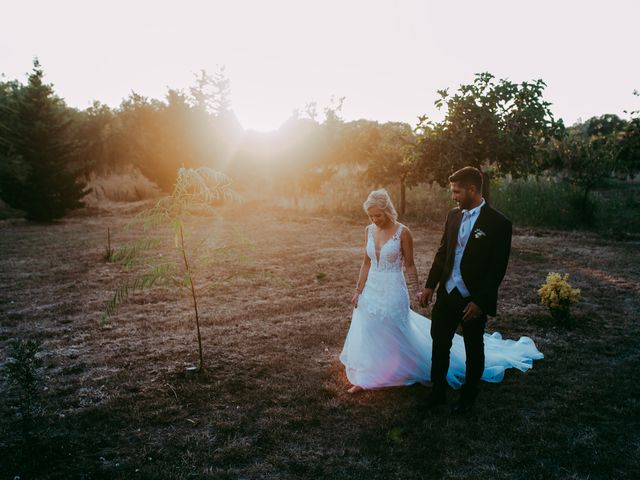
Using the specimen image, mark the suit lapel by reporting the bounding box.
[448,209,462,247]
[464,204,490,253]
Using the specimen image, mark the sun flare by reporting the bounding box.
[236,109,287,132]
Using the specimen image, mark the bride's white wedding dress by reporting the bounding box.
[340,223,543,389]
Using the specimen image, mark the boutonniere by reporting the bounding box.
[473,228,486,239]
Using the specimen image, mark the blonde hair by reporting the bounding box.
[363,189,398,222]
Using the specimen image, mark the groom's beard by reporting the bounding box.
[457,194,474,210]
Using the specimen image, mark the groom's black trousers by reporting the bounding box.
[430,287,486,402]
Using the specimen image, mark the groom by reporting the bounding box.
[419,166,512,414]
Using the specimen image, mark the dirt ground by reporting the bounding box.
[1,203,639,479]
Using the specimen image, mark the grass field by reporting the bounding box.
[1,203,639,479]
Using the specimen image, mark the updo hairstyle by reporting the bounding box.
[362,189,398,222]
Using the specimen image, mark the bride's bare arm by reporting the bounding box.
[400,227,421,297]
[352,226,372,308]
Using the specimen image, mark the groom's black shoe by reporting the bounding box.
[451,385,477,415]
[426,386,447,409]
[450,400,473,415]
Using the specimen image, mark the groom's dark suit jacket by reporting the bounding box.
[425,204,512,317]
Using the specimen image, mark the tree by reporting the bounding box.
[264,97,347,204]
[0,79,24,202]
[620,90,640,178]
[102,167,248,371]
[546,126,622,224]
[74,101,119,174]
[557,132,620,189]
[411,73,563,202]
[580,114,626,137]
[346,121,414,217]
[571,113,639,180]
[115,90,206,191]
[0,60,89,221]
[189,67,240,124]
[621,117,640,178]
[107,69,243,192]
[189,66,232,117]
[211,66,232,117]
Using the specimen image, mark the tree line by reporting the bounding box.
[1,59,638,221]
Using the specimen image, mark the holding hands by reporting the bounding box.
[419,288,434,307]
[462,301,483,322]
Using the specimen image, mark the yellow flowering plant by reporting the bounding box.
[538,272,581,320]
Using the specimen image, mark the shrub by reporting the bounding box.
[6,338,44,431]
[538,272,581,320]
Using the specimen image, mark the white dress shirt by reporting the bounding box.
[445,199,485,297]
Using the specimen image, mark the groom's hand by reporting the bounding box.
[419,288,434,307]
[463,302,483,322]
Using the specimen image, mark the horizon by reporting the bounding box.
[2,0,639,131]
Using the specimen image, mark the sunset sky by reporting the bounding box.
[2,0,639,131]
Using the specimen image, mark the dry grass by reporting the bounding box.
[268,177,452,225]
[83,167,162,205]
[1,203,639,479]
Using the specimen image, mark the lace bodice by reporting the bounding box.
[367,223,404,272]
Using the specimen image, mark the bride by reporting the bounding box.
[339,189,543,394]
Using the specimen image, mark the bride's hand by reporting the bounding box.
[351,292,360,309]
[419,288,434,307]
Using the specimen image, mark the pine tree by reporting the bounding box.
[0,59,89,221]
